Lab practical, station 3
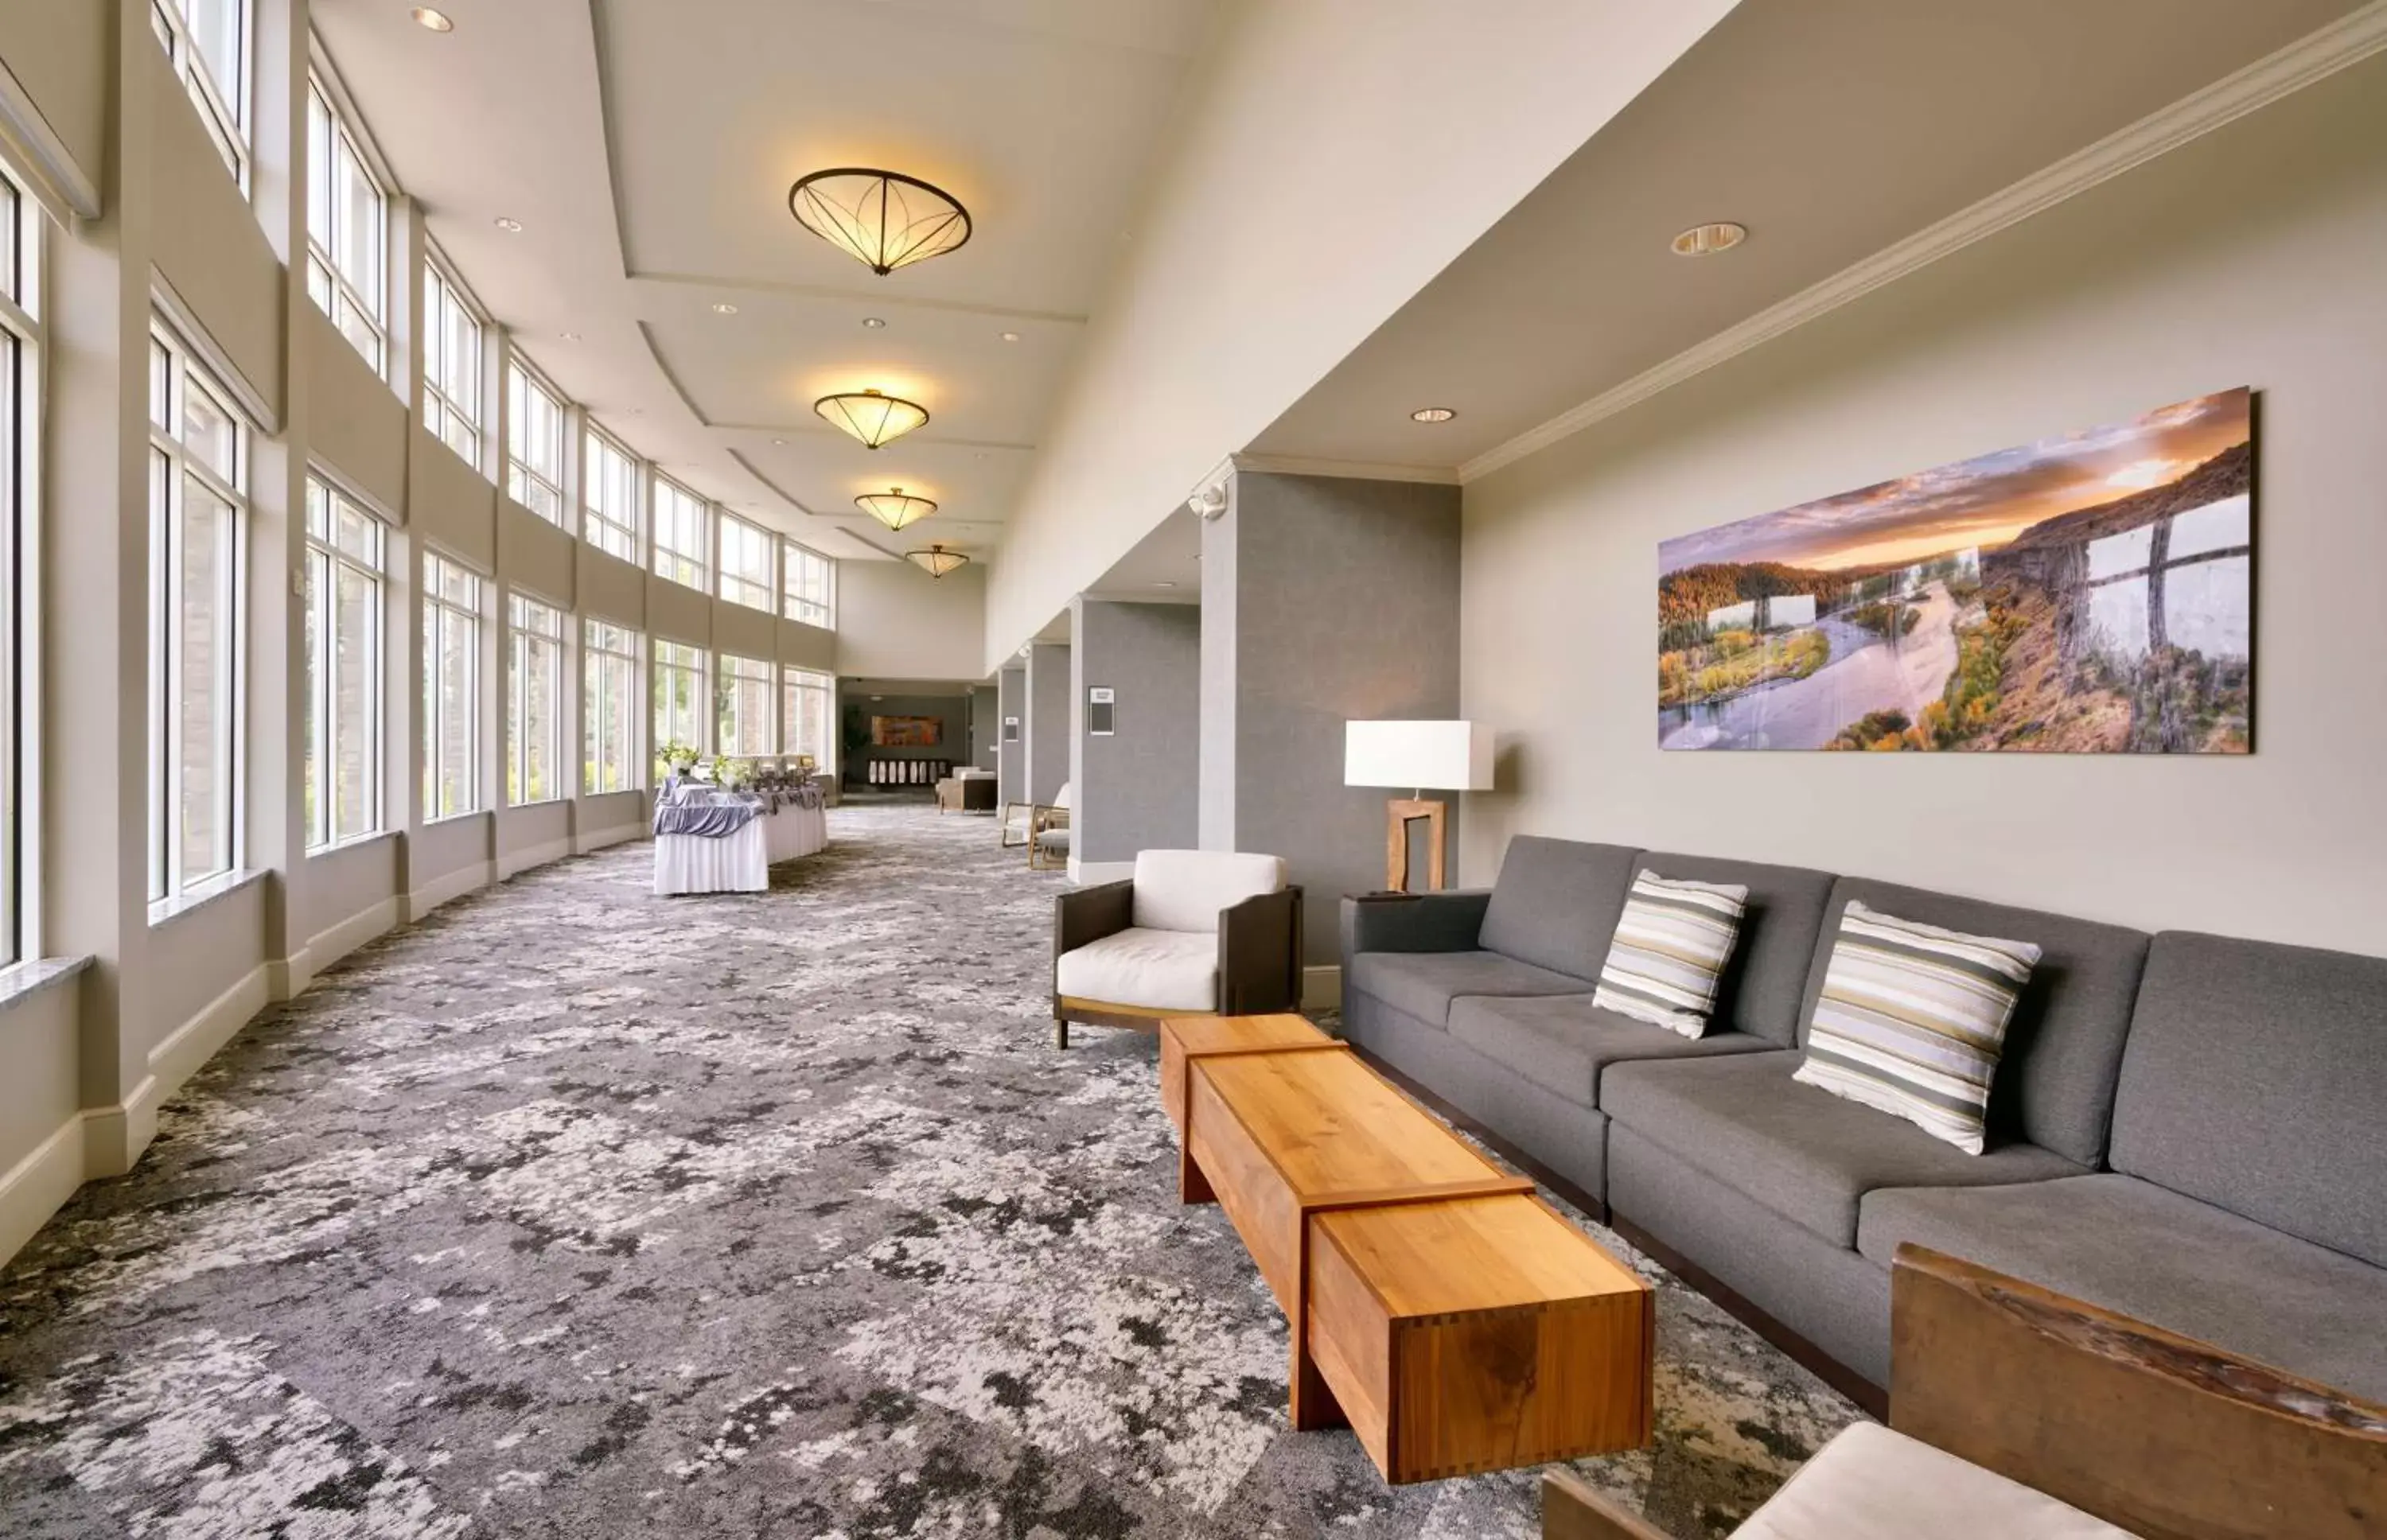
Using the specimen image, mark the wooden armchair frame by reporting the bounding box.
[1026,800,1071,869]
[1544,1244,2387,1540]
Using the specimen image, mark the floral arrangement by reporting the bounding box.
[711,756,754,791]
[656,739,702,776]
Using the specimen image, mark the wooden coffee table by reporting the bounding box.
[1158,1014,1653,1484]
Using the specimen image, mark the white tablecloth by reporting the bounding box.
[654,803,830,895]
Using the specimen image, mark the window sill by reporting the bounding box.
[149,868,267,928]
[421,809,492,828]
[304,829,399,862]
[0,955,94,1011]
[504,797,570,811]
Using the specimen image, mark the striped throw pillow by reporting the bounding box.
[1793,901,2043,1154]
[1591,870,1750,1038]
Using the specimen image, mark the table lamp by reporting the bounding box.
[1344,721,1494,892]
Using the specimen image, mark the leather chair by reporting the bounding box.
[1050,850,1303,1048]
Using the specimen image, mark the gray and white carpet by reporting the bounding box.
[0,801,1857,1538]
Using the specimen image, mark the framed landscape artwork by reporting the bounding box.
[870,715,943,748]
[1657,387,2253,752]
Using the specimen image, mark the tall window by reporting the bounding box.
[302,480,384,848]
[422,552,482,819]
[506,362,565,523]
[784,540,834,628]
[582,426,638,562]
[305,79,387,372]
[583,620,641,795]
[652,476,707,590]
[652,640,706,768]
[150,326,247,900]
[0,177,41,962]
[717,654,773,757]
[507,593,563,805]
[719,515,774,612]
[783,667,832,776]
[422,261,483,469]
[152,0,249,185]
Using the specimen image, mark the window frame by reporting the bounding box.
[782,666,833,779]
[422,550,484,822]
[651,475,708,592]
[152,0,251,189]
[582,618,643,795]
[505,358,567,523]
[0,175,41,962]
[304,73,388,374]
[718,512,774,612]
[302,476,385,850]
[652,638,707,772]
[506,591,566,807]
[422,254,486,472]
[581,422,640,562]
[782,539,835,628]
[148,321,250,904]
[715,652,773,759]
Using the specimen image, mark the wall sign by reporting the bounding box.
[1003,716,1019,742]
[1088,686,1116,737]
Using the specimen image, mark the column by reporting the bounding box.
[1025,638,1071,805]
[1069,597,1199,882]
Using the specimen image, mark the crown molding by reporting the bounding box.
[1460,2,2387,485]
[1229,452,1461,486]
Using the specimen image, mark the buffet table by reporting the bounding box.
[652,778,827,896]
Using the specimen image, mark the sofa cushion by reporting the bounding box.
[1055,928,1213,1011]
[1346,950,1589,1029]
[1736,1421,2135,1540]
[1602,1052,2084,1247]
[2109,932,2387,1268]
[1477,837,1640,981]
[1130,849,1286,935]
[1591,869,1750,1036]
[1449,994,1778,1106]
[1638,852,1836,1046]
[1800,878,2147,1168]
[1858,1173,2387,1405]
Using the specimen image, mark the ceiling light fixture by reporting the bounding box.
[855,486,937,531]
[411,7,454,32]
[1670,221,1748,257]
[1410,406,1456,424]
[559,331,581,341]
[813,388,928,450]
[788,169,972,275]
[999,331,1021,343]
[1155,581,1179,589]
[494,216,523,232]
[711,301,739,315]
[862,316,887,329]
[770,437,787,445]
[905,542,971,578]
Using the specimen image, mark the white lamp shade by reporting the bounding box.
[1344,720,1494,791]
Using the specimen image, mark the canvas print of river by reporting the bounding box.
[1658,388,2253,753]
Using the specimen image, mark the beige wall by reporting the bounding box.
[835,559,986,680]
[0,4,109,196]
[1460,57,2387,959]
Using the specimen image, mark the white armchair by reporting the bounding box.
[1050,850,1303,1048]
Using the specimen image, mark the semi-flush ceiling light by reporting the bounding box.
[855,486,937,531]
[862,316,887,329]
[814,388,928,449]
[905,543,970,578]
[711,301,739,315]
[789,169,972,275]
[1411,406,1456,423]
[494,216,523,232]
[1670,221,1747,257]
[411,7,454,32]
[999,331,1020,343]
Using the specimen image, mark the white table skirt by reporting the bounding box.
[654,803,830,896]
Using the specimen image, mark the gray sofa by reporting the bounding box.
[1340,836,2387,1405]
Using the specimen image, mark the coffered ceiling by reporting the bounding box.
[312,0,1217,561]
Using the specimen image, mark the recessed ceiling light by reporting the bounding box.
[559,331,581,341]
[1411,406,1457,424]
[1671,221,1748,257]
[861,317,887,329]
[1155,581,1179,589]
[494,216,523,233]
[771,437,787,446]
[999,331,1021,343]
[711,301,739,315]
[411,7,454,32]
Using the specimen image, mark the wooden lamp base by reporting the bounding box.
[1385,797,1447,892]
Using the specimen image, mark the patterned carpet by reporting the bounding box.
[0,802,1857,1538]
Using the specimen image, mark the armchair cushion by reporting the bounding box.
[1055,928,1215,1012]
[1131,850,1287,934]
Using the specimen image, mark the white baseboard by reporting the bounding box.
[495,835,574,881]
[0,1116,88,1262]
[1066,857,1135,885]
[306,897,401,978]
[574,823,646,856]
[149,962,272,1095]
[1303,965,1342,1012]
[80,1074,157,1179]
[403,860,495,924]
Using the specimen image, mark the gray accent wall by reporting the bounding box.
[843,694,966,787]
[1026,641,1073,804]
[968,684,999,770]
[1202,472,1463,965]
[1070,600,1201,865]
[996,665,1026,806]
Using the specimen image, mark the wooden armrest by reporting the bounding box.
[1891,1243,2387,1540]
[1540,1469,1672,1540]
